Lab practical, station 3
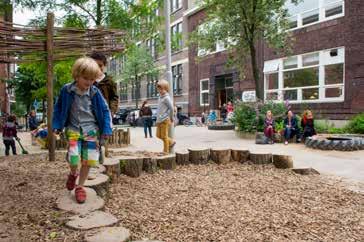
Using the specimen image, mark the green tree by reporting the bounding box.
[121,45,159,108]
[190,0,299,100]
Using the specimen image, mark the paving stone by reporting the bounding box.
[56,188,104,214]
[83,173,109,187]
[66,211,118,230]
[85,226,130,242]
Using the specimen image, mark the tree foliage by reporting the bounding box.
[190,0,299,100]
[121,45,159,108]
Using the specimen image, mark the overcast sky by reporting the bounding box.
[13,7,64,26]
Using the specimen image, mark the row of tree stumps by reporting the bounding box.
[102,147,302,181]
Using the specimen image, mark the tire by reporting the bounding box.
[117,119,123,125]
[208,124,235,130]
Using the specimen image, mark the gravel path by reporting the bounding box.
[106,163,364,242]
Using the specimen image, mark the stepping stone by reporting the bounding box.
[79,173,110,198]
[292,168,320,175]
[66,211,118,230]
[57,188,104,214]
[132,240,163,242]
[97,164,106,174]
[85,227,130,242]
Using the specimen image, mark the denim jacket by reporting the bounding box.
[52,82,113,135]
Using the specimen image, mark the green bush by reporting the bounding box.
[328,127,346,134]
[231,103,256,133]
[314,120,332,133]
[346,113,364,134]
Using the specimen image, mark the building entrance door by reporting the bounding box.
[215,74,234,109]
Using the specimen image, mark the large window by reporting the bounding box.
[131,81,141,100]
[286,0,344,30]
[147,74,158,98]
[172,64,183,95]
[200,79,209,106]
[146,35,158,60]
[171,22,183,52]
[264,47,345,103]
[171,0,182,12]
[120,84,128,101]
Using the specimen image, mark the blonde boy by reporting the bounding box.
[52,57,112,203]
[156,80,175,153]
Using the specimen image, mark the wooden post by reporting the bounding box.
[46,12,55,161]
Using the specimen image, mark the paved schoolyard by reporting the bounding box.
[2,126,363,186]
[121,126,364,184]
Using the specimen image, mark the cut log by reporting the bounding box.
[120,157,144,177]
[66,211,118,230]
[85,227,130,242]
[273,154,293,169]
[292,168,320,175]
[249,153,272,164]
[231,149,250,163]
[210,148,231,164]
[176,151,190,165]
[126,128,131,144]
[81,174,109,198]
[143,157,158,173]
[103,158,121,182]
[156,155,176,170]
[56,188,104,214]
[188,148,210,164]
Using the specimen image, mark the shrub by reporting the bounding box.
[328,127,346,134]
[231,103,256,133]
[346,113,364,134]
[314,120,332,133]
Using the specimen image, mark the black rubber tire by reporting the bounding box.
[208,124,235,130]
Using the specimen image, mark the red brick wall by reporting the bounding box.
[188,0,364,119]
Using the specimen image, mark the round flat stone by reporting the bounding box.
[56,188,104,214]
[97,164,106,173]
[85,227,130,242]
[66,211,118,230]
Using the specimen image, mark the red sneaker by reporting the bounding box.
[75,186,86,204]
[66,173,78,191]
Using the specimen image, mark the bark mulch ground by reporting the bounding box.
[0,153,363,241]
[106,163,364,242]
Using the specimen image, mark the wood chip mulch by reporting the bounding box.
[106,163,364,242]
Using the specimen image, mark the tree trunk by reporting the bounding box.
[188,148,210,164]
[249,43,262,100]
[176,151,190,165]
[273,155,293,169]
[210,149,231,164]
[120,157,144,177]
[249,153,272,165]
[96,0,102,26]
[156,155,176,170]
[231,149,250,163]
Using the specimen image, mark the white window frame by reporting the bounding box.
[171,0,183,13]
[287,0,345,31]
[200,79,209,106]
[264,47,345,103]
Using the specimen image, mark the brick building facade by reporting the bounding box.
[187,0,364,119]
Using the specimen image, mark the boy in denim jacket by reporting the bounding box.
[53,57,112,203]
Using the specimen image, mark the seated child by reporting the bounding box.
[283,110,301,145]
[263,110,275,144]
[301,110,316,140]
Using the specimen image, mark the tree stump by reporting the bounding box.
[249,153,272,164]
[103,158,121,182]
[156,155,176,170]
[176,151,190,165]
[143,157,158,173]
[210,148,231,164]
[292,168,320,175]
[273,154,293,169]
[82,174,109,198]
[188,148,210,164]
[126,128,131,144]
[231,149,250,163]
[120,157,144,177]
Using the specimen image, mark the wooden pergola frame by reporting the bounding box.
[0,12,125,161]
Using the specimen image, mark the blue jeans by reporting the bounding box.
[284,127,301,142]
[143,117,153,137]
